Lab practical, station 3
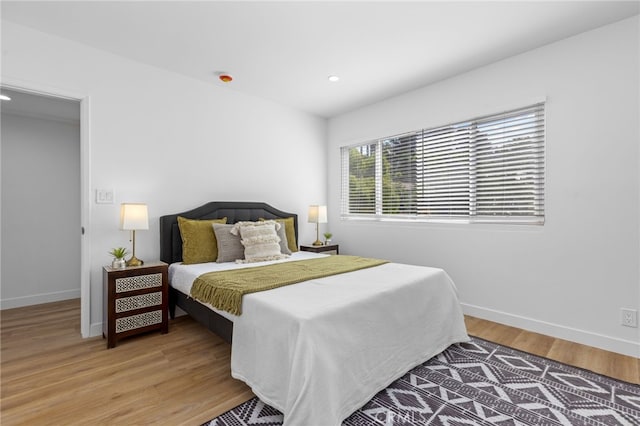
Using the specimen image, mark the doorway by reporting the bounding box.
[0,85,90,336]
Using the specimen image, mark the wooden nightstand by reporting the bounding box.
[103,261,169,349]
[300,244,339,255]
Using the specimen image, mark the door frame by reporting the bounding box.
[2,79,92,337]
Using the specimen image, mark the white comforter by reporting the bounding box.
[170,256,468,426]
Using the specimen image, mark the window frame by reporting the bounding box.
[340,103,546,225]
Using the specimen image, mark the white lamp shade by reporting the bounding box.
[308,205,327,224]
[120,203,149,230]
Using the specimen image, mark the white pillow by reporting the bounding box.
[231,221,289,263]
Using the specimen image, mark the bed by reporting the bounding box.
[160,201,469,426]
[160,201,297,342]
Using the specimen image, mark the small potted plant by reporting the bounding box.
[323,232,333,245]
[109,247,128,269]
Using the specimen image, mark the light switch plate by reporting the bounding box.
[96,189,114,204]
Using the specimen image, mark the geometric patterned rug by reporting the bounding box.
[203,337,640,426]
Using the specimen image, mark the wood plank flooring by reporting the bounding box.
[1,299,252,425]
[1,299,638,425]
[464,316,639,385]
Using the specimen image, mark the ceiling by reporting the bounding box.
[2,1,638,118]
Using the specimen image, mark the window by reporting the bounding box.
[341,103,545,224]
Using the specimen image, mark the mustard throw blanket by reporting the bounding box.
[190,255,388,315]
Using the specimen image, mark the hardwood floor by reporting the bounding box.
[1,299,252,425]
[1,299,638,425]
[464,316,639,384]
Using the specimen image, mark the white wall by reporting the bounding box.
[328,17,640,357]
[3,16,637,357]
[1,112,81,307]
[1,21,327,334]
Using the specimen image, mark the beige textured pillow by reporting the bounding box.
[232,221,288,263]
[177,216,227,264]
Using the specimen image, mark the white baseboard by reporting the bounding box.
[90,322,103,338]
[0,289,80,310]
[462,303,640,359]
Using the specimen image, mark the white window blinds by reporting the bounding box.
[341,103,545,224]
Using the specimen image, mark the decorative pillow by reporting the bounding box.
[275,225,292,255]
[177,216,227,264]
[259,217,298,252]
[232,221,288,263]
[212,223,245,263]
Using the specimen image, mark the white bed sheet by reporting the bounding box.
[170,255,469,426]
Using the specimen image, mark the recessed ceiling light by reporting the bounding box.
[0,94,11,101]
[328,75,340,82]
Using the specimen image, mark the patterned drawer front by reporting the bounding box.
[115,273,162,293]
[115,292,162,313]
[115,310,162,333]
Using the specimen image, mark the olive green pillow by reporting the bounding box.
[177,216,227,264]
[260,217,297,252]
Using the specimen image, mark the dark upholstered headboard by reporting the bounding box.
[159,201,298,264]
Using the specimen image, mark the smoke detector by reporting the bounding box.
[217,72,233,83]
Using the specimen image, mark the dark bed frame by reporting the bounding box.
[159,201,298,343]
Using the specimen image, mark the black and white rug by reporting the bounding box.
[204,337,640,425]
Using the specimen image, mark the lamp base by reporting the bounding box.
[126,256,144,267]
[312,240,324,246]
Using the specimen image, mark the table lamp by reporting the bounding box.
[120,203,149,266]
[308,205,327,246]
